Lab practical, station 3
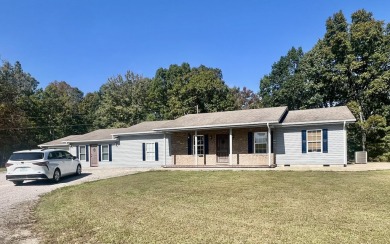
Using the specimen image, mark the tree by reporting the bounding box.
[95,71,152,128]
[230,86,260,109]
[0,61,39,163]
[259,47,306,109]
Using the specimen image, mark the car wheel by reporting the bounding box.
[53,169,61,183]
[13,180,23,186]
[76,164,82,175]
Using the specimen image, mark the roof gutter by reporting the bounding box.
[278,119,356,126]
[111,131,164,136]
[65,139,118,144]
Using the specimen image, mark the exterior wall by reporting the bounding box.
[110,134,171,168]
[274,124,345,165]
[171,127,272,166]
[68,134,171,168]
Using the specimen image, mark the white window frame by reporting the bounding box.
[254,132,268,154]
[193,135,204,155]
[79,145,86,161]
[145,143,155,162]
[307,129,322,153]
[101,145,109,161]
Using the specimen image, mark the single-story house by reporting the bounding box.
[40,106,356,167]
[155,106,355,167]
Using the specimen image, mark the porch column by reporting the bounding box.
[195,130,198,165]
[229,128,233,165]
[164,132,167,166]
[267,123,271,167]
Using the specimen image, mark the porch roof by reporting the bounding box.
[155,106,288,131]
[281,106,356,125]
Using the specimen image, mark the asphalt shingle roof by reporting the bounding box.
[39,135,80,146]
[282,106,356,124]
[156,107,288,131]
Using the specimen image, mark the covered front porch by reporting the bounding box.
[168,127,275,167]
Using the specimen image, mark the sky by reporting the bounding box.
[1,0,389,94]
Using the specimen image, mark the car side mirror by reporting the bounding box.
[73,156,78,160]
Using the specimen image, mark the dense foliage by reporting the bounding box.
[1,9,388,162]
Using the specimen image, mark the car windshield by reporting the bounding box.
[9,152,44,161]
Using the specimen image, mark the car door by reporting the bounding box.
[64,151,76,174]
[49,151,65,175]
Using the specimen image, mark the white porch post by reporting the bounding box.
[229,128,233,165]
[343,121,347,166]
[195,130,198,165]
[267,123,271,167]
[164,133,167,166]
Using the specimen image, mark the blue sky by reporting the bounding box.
[1,0,389,94]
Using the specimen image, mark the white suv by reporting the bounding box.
[5,149,82,185]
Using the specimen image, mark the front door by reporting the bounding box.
[216,134,229,163]
[90,145,99,167]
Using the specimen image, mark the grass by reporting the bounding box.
[0,167,6,172]
[35,170,390,243]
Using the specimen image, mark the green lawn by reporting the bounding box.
[0,167,6,172]
[35,171,390,243]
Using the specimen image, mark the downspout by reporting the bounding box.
[164,133,167,167]
[343,121,347,167]
[267,123,271,167]
[195,130,198,166]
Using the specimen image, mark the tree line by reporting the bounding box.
[1,9,389,163]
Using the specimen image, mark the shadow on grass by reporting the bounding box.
[18,173,92,186]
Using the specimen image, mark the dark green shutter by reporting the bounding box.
[86,145,89,162]
[76,146,79,159]
[155,142,159,161]
[98,145,101,161]
[187,134,192,155]
[109,144,112,161]
[204,135,209,155]
[302,130,307,153]
[271,131,274,153]
[323,129,328,153]
[142,143,146,161]
[248,132,253,153]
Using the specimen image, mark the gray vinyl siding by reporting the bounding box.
[274,124,345,165]
[106,134,171,168]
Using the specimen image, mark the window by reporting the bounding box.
[79,146,86,160]
[10,152,44,161]
[254,132,267,154]
[101,145,109,161]
[307,129,322,152]
[145,143,155,161]
[193,135,204,155]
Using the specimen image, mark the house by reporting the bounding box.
[40,121,171,168]
[154,106,355,167]
[39,106,356,167]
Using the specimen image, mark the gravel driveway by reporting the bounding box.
[0,167,152,244]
